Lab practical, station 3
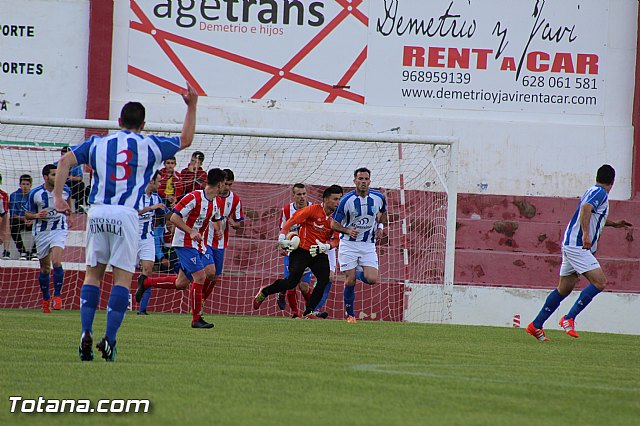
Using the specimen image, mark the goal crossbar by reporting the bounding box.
[0,116,458,146]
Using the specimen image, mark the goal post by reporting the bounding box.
[0,116,457,323]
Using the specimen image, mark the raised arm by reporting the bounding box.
[179,82,199,150]
[53,152,76,215]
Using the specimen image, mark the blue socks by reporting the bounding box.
[533,289,565,329]
[38,272,50,300]
[139,287,152,313]
[80,285,100,334]
[105,285,129,344]
[355,269,369,284]
[566,284,601,320]
[315,280,332,311]
[53,266,64,296]
[344,285,355,317]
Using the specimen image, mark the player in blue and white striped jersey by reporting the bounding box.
[136,170,169,315]
[331,167,388,323]
[54,82,199,362]
[527,165,632,341]
[25,164,71,314]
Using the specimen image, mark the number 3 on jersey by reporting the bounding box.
[110,149,133,181]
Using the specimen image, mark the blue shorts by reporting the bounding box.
[284,255,311,283]
[175,247,213,281]
[208,247,225,276]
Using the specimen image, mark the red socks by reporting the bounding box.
[286,290,299,316]
[144,276,177,289]
[190,282,203,323]
[202,278,216,301]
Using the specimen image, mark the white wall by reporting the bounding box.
[109,0,638,199]
[450,285,640,336]
[1,0,637,199]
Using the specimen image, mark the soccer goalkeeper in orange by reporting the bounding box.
[253,185,342,318]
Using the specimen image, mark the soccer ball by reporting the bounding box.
[286,232,300,250]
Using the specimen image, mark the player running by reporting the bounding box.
[526,165,631,341]
[331,168,388,323]
[25,164,71,313]
[253,185,343,318]
[276,183,313,317]
[54,82,198,361]
[136,168,226,329]
[202,169,244,306]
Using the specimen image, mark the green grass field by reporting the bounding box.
[1,309,638,425]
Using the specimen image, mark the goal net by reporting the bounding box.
[0,117,457,323]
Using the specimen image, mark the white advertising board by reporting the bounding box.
[0,0,89,118]
[127,0,608,115]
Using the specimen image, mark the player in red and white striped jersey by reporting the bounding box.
[202,169,244,303]
[136,168,226,329]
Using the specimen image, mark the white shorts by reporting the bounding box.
[559,245,601,276]
[338,239,378,271]
[137,237,155,262]
[86,205,139,273]
[328,247,337,273]
[34,229,68,259]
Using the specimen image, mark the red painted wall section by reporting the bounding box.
[456,194,639,293]
[85,0,114,120]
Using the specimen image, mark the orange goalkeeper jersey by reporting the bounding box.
[282,203,339,251]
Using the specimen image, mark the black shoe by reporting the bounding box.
[291,314,299,319]
[137,310,149,315]
[78,331,94,361]
[96,337,117,362]
[315,311,329,319]
[191,317,214,329]
[135,274,148,303]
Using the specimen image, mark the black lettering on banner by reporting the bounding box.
[0,62,44,75]
[153,0,325,28]
[377,0,476,38]
[0,24,35,37]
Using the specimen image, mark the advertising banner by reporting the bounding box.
[127,0,609,114]
[0,0,88,117]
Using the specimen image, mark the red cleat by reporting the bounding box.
[253,288,267,310]
[559,316,579,338]
[52,296,62,310]
[42,299,51,314]
[526,322,549,341]
[346,315,357,324]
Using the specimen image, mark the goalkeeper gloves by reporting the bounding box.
[309,239,330,257]
[277,233,290,250]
